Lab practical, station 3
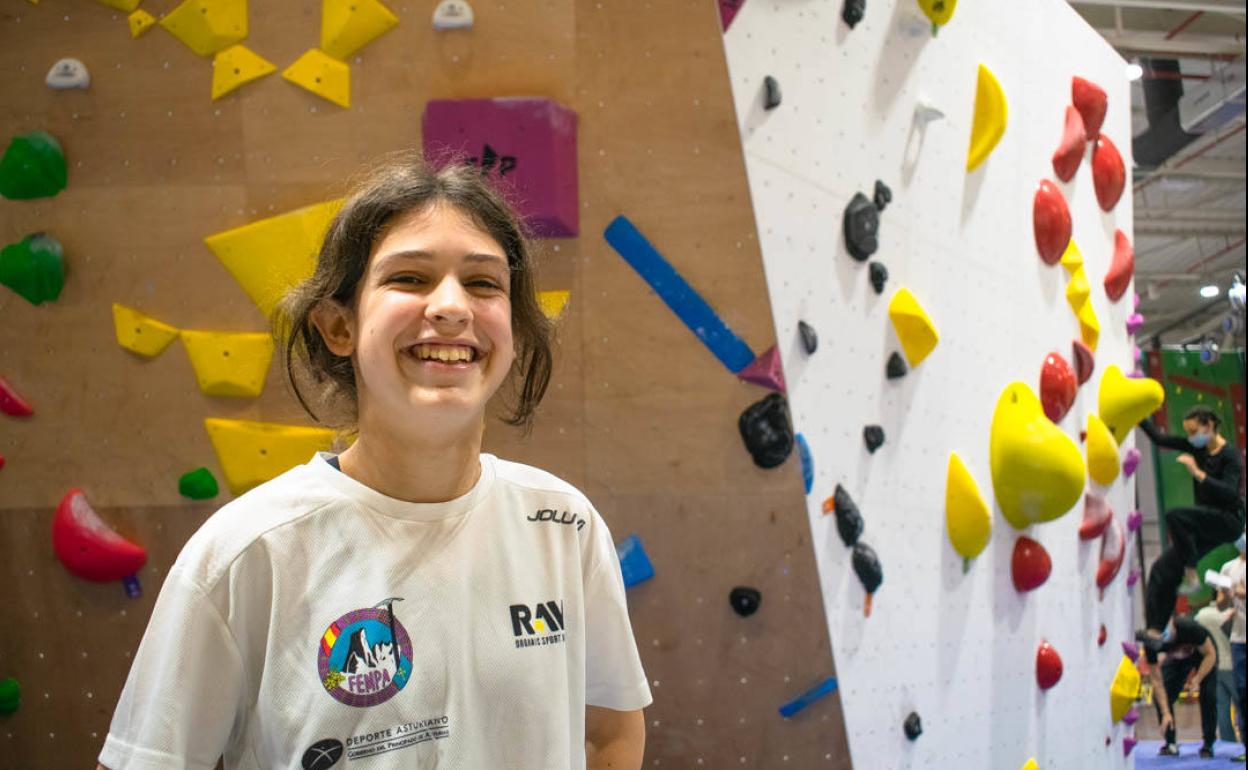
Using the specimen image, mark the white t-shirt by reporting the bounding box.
[1221,556,1246,643]
[100,452,652,770]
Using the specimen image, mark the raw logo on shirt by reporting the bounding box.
[511,599,567,649]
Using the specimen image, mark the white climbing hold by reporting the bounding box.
[46,58,90,90]
[432,0,474,29]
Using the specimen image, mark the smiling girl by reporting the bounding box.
[98,155,651,770]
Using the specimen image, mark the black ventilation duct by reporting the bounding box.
[1133,58,1200,169]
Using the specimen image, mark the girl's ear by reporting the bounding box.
[310,299,356,357]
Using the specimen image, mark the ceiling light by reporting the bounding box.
[1126,63,1144,81]
[1200,284,1220,298]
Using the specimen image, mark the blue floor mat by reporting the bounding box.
[1134,740,1245,768]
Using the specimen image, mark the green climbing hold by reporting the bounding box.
[1,233,64,305]
[0,676,20,715]
[179,467,220,500]
[0,131,67,200]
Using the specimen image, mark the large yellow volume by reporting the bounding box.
[321,0,399,60]
[946,452,991,561]
[1086,413,1120,486]
[204,418,335,494]
[1109,655,1141,722]
[990,382,1085,529]
[159,0,248,58]
[537,290,571,320]
[887,287,939,367]
[180,330,274,397]
[282,49,351,108]
[1098,365,1165,443]
[113,303,181,357]
[212,45,276,100]
[204,198,344,321]
[967,63,1007,171]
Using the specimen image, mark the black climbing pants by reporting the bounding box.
[1145,505,1246,632]
[1155,651,1217,749]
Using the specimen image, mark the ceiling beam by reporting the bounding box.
[1071,0,1246,15]
[1094,28,1247,56]
[1135,221,1248,236]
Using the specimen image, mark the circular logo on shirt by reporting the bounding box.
[317,599,413,707]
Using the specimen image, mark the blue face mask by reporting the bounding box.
[1237,533,1246,555]
[1190,431,1212,449]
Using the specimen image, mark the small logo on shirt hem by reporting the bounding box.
[527,508,586,531]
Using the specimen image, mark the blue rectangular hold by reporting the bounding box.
[604,215,756,374]
[778,676,838,718]
[616,533,655,589]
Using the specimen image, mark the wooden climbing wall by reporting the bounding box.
[0,1,849,767]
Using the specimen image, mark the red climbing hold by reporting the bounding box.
[1012,536,1052,592]
[0,376,33,417]
[1051,106,1087,182]
[1072,76,1107,139]
[1098,624,1107,646]
[1092,135,1125,212]
[1079,493,1112,541]
[52,488,147,583]
[1097,516,1126,589]
[1072,339,1095,386]
[1103,229,1134,302]
[1033,180,1072,266]
[1036,640,1063,690]
[1040,352,1077,423]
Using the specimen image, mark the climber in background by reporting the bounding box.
[1138,405,1245,646]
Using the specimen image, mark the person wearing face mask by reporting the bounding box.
[1138,405,1246,649]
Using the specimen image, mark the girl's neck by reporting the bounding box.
[337,421,484,504]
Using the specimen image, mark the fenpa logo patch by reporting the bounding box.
[510,599,567,649]
[317,598,413,707]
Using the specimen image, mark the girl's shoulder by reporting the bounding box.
[490,454,592,505]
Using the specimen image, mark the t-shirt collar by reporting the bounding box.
[308,451,495,522]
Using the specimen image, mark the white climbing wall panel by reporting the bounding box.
[722,1,1137,768]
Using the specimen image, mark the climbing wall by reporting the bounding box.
[0,1,849,767]
[722,1,1139,768]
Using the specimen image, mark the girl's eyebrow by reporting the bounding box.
[375,250,508,270]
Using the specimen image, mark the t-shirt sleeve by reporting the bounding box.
[99,568,245,770]
[582,508,654,712]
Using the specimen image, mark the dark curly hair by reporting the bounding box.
[277,151,555,433]
[1184,405,1221,431]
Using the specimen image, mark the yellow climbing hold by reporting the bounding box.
[204,418,335,494]
[967,63,1007,171]
[1065,267,1091,313]
[887,287,939,367]
[1020,760,1039,770]
[1098,364,1165,444]
[212,44,276,100]
[1059,238,1084,276]
[538,290,571,320]
[113,303,180,357]
[990,381,1085,530]
[916,0,957,26]
[98,0,141,11]
[180,329,274,398]
[1109,654,1141,723]
[204,198,344,321]
[321,0,399,61]
[1086,413,1120,486]
[128,8,157,37]
[1076,296,1100,351]
[159,0,249,58]
[282,48,351,108]
[946,452,991,561]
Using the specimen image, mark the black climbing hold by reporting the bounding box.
[738,392,794,469]
[798,321,818,355]
[852,542,883,593]
[730,586,762,617]
[843,192,879,262]
[842,0,865,28]
[863,425,885,453]
[873,180,892,211]
[904,712,923,740]
[886,352,908,379]
[832,484,863,547]
[763,76,782,110]
[869,262,889,294]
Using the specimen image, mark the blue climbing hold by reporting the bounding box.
[617,534,655,589]
[796,433,813,493]
[779,675,839,718]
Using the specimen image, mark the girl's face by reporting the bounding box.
[1182,418,1214,447]
[318,203,516,430]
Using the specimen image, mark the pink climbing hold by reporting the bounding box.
[1072,340,1095,386]
[1126,313,1144,336]
[718,0,747,31]
[1051,105,1087,182]
[1123,706,1139,726]
[1126,509,1143,534]
[1127,568,1141,588]
[1122,640,1140,661]
[736,345,786,393]
[1123,448,1141,478]
[1079,494,1112,541]
[1123,736,1137,757]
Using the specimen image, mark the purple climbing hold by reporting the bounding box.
[1126,568,1141,588]
[737,345,786,393]
[1121,640,1139,661]
[1122,706,1139,726]
[1123,736,1137,757]
[1126,508,1143,534]
[1122,448,1141,478]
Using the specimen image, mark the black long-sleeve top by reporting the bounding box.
[1140,419,1245,515]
